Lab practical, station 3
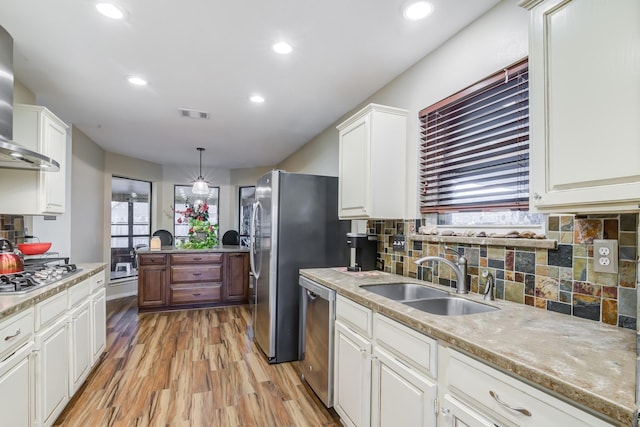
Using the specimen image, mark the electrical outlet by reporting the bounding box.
[593,239,618,274]
[392,234,406,251]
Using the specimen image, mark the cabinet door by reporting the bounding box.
[37,316,69,427]
[527,0,640,212]
[0,341,35,427]
[69,299,92,395]
[39,112,67,214]
[440,394,496,427]
[225,252,249,302]
[92,288,106,363]
[138,265,167,307]
[371,347,437,427]
[338,115,371,218]
[334,320,371,427]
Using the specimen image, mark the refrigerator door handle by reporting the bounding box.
[250,201,260,279]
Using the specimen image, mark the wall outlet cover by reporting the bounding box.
[392,234,406,252]
[593,239,618,274]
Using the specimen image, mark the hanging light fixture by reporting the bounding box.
[192,147,209,195]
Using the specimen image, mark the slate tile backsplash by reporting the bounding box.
[0,214,25,243]
[371,213,638,330]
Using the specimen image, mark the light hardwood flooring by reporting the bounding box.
[54,297,341,427]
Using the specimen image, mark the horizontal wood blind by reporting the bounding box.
[419,59,529,213]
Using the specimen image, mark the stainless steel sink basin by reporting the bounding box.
[404,297,499,316]
[361,283,449,301]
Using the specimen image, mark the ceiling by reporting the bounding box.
[0,0,500,170]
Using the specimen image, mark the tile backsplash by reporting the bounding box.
[370,213,638,330]
[0,214,26,244]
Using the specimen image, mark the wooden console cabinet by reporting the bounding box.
[137,250,249,311]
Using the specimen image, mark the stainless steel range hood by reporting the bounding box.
[0,25,60,171]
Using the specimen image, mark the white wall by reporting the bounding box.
[273,0,528,219]
[69,126,105,263]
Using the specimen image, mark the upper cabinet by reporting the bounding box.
[521,0,640,213]
[337,103,408,219]
[0,104,68,215]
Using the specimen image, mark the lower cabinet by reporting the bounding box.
[334,295,438,427]
[225,252,249,302]
[371,347,437,427]
[138,263,167,308]
[91,287,107,363]
[37,316,69,427]
[334,320,372,427]
[333,294,616,427]
[0,341,36,427]
[68,298,92,395]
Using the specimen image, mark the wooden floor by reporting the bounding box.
[54,297,342,427]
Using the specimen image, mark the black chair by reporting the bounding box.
[152,229,174,246]
[221,230,240,245]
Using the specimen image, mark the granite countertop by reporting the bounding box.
[300,267,636,426]
[138,245,249,254]
[0,263,107,321]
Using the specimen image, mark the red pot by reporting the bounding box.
[0,239,24,275]
[17,242,52,255]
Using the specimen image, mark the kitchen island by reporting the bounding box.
[300,267,636,426]
[137,246,250,312]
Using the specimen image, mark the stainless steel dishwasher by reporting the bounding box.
[298,276,336,408]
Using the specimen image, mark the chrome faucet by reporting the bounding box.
[415,246,468,294]
[482,270,495,301]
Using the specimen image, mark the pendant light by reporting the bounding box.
[192,147,209,195]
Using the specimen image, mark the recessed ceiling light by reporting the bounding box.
[272,42,292,55]
[127,76,147,86]
[402,1,434,21]
[96,3,124,20]
[250,95,265,103]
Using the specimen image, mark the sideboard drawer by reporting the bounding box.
[170,265,223,283]
[139,254,167,265]
[170,253,223,264]
[170,284,222,305]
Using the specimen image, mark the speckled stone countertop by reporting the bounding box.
[138,245,249,254]
[300,267,636,426]
[0,263,107,321]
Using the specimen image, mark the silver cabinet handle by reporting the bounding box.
[4,329,21,341]
[192,272,202,276]
[489,390,531,417]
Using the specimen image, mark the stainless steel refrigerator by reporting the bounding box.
[250,170,349,363]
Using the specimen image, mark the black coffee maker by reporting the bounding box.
[346,233,377,271]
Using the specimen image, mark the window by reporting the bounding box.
[238,186,255,247]
[173,185,219,242]
[419,59,529,214]
[110,177,151,280]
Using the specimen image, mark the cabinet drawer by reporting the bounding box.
[0,308,34,357]
[170,253,223,264]
[36,290,67,330]
[447,350,613,427]
[170,265,223,283]
[374,314,437,379]
[336,295,372,338]
[170,284,222,305]
[139,254,167,265]
[68,278,91,308]
[90,270,106,292]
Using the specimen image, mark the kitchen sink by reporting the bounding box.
[404,297,499,316]
[361,283,449,301]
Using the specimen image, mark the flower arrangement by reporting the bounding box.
[175,200,219,249]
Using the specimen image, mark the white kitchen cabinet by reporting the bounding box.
[521,0,640,213]
[0,341,36,427]
[91,271,107,364]
[371,346,437,427]
[69,298,92,395]
[36,316,69,427]
[439,394,496,427]
[337,103,408,219]
[0,103,68,215]
[334,319,372,427]
[0,308,36,427]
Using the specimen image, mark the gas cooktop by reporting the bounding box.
[0,264,81,294]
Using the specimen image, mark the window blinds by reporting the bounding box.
[419,59,529,213]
